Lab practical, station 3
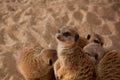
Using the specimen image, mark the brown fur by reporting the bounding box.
[54,26,95,80]
[77,36,88,48]
[97,50,120,80]
[17,45,57,80]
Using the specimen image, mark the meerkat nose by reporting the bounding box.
[57,35,61,39]
[55,33,61,39]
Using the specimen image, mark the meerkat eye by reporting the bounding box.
[63,32,71,37]
[49,59,53,66]
[95,54,98,60]
[94,40,100,44]
[87,34,91,40]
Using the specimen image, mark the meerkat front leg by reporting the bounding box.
[54,60,61,79]
[54,60,66,80]
[55,66,66,80]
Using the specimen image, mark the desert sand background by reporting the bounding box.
[0,0,120,80]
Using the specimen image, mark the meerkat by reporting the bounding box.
[54,26,95,80]
[83,33,105,64]
[97,50,120,80]
[17,44,57,80]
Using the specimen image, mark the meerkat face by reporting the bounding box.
[55,26,79,48]
[87,33,104,46]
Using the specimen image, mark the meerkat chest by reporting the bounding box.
[57,49,65,66]
[57,46,72,66]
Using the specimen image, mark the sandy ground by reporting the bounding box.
[0,0,120,80]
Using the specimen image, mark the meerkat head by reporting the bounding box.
[41,49,57,66]
[55,26,79,48]
[87,32,104,46]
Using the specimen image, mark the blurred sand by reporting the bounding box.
[0,0,120,80]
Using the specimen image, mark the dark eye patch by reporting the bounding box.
[95,54,98,60]
[87,34,91,40]
[63,32,71,37]
[94,40,100,44]
[75,34,79,42]
[49,59,53,66]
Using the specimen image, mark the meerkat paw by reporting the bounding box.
[56,69,63,80]
[54,60,60,75]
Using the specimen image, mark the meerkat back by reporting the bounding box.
[97,50,120,80]
[17,45,57,80]
[17,45,43,80]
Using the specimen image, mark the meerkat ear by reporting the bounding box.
[101,42,104,46]
[87,34,91,40]
[100,38,104,46]
[75,34,79,42]
[48,59,53,66]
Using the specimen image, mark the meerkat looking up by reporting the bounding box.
[54,26,95,80]
[17,44,57,80]
[83,33,105,63]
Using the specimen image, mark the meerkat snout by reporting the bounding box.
[56,30,72,41]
